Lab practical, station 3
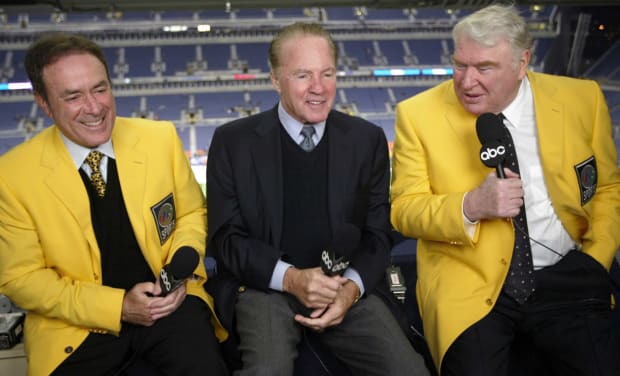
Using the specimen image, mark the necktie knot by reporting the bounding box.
[85,151,106,198]
[299,126,316,152]
[86,150,103,170]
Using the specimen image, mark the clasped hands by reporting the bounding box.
[121,276,187,327]
[283,266,360,333]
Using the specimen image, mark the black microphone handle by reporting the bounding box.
[496,161,505,179]
[159,265,184,296]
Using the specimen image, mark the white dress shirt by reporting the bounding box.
[501,77,576,269]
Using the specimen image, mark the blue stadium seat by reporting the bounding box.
[236,42,270,72]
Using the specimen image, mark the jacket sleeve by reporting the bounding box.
[0,176,125,334]
[579,82,620,269]
[165,124,208,284]
[347,127,392,292]
[390,99,478,246]
[206,126,281,290]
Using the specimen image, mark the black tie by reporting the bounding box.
[500,114,535,304]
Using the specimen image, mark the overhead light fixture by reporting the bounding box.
[163,25,188,32]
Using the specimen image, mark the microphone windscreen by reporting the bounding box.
[476,113,505,144]
[329,224,361,258]
[168,246,199,279]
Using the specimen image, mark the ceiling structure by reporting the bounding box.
[0,0,619,13]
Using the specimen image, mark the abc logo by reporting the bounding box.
[160,269,172,291]
[321,250,333,269]
[479,138,506,166]
[480,145,505,161]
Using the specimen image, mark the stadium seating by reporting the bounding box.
[0,4,569,158]
[0,5,618,375]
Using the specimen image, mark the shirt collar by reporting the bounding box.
[277,102,326,142]
[60,133,115,169]
[501,76,532,128]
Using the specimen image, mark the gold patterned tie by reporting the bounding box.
[85,151,106,198]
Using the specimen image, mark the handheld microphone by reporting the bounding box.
[159,246,199,296]
[320,224,361,276]
[476,113,507,178]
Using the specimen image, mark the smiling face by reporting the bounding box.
[270,35,336,124]
[35,52,116,148]
[452,35,529,116]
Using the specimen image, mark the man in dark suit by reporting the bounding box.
[206,22,429,375]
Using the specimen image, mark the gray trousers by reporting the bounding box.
[234,289,430,376]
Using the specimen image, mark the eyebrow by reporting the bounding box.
[452,57,498,67]
[61,80,109,96]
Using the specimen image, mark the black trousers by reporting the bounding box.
[51,296,228,376]
[442,250,620,376]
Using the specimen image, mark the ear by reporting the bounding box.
[34,94,52,118]
[518,49,531,79]
[270,70,281,94]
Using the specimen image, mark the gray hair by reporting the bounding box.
[452,4,532,67]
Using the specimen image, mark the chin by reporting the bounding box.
[462,103,487,116]
[307,112,330,123]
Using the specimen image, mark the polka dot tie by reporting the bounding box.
[500,114,535,304]
[299,126,316,152]
[85,150,106,198]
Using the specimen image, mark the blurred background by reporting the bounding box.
[1,0,619,186]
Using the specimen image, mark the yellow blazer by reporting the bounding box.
[0,117,226,376]
[390,71,620,372]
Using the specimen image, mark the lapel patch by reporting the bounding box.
[574,156,597,206]
[151,193,176,245]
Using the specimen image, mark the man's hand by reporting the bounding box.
[294,279,360,332]
[283,267,347,311]
[464,169,524,221]
[121,280,187,326]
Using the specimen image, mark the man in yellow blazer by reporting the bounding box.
[0,34,227,375]
[391,5,620,376]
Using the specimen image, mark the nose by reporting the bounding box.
[83,93,102,114]
[309,75,325,94]
[460,67,478,89]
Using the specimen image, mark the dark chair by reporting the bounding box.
[390,232,438,376]
[610,257,620,336]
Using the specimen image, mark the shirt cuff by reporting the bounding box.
[269,259,293,291]
[462,192,479,239]
[343,267,365,296]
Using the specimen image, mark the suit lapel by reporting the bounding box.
[111,119,148,245]
[528,72,564,174]
[443,82,479,151]
[42,129,101,261]
[326,113,354,226]
[251,109,284,247]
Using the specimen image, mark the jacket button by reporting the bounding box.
[500,259,507,265]
[238,286,246,293]
[485,299,493,306]
[64,346,73,354]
